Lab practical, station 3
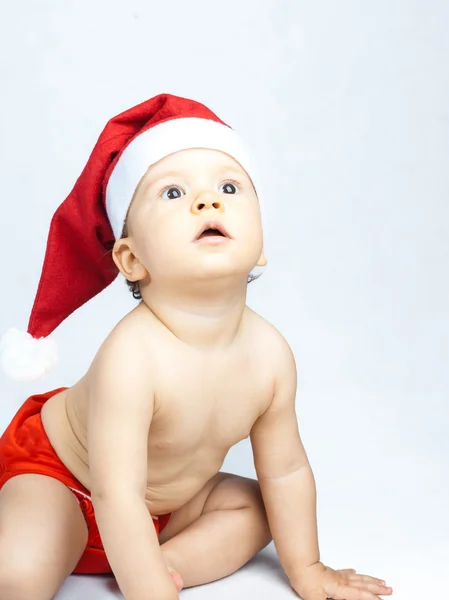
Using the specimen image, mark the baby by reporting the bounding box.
[0,94,393,600]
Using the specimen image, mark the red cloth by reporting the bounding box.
[0,388,171,574]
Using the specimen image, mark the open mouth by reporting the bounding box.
[194,222,230,241]
[197,228,226,239]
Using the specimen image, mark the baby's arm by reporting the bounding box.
[87,324,178,600]
[251,336,392,599]
[250,337,320,581]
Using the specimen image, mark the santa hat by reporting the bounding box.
[0,93,264,381]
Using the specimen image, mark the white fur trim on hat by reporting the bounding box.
[105,117,261,241]
[0,328,58,382]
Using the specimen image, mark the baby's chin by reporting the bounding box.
[194,257,258,278]
[165,263,254,285]
[146,249,260,285]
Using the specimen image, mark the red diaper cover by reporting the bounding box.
[0,388,172,574]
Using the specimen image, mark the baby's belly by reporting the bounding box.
[144,457,226,515]
[41,391,228,514]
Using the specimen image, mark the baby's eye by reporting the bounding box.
[161,186,185,200]
[220,181,239,194]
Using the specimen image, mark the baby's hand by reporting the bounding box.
[289,562,393,600]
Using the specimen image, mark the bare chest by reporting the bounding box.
[149,359,272,457]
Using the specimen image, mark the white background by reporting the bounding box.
[1,1,448,598]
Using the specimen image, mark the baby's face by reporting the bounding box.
[120,148,265,286]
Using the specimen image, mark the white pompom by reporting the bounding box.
[0,328,58,381]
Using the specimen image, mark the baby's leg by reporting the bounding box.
[0,473,88,600]
[159,472,272,588]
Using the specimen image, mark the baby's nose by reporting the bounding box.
[192,190,224,213]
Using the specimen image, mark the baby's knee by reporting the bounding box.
[233,476,266,512]
[0,562,58,600]
[237,479,270,532]
[208,474,266,513]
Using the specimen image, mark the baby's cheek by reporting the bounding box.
[245,219,264,246]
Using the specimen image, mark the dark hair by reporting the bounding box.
[120,223,261,300]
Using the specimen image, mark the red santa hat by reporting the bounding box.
[0,93,263,381]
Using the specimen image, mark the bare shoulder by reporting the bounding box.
[95,302,160,354]
[245,307,296,373]
[84,303,160,404]
[244,307,297,402]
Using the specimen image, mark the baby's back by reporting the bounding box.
[41,303,279,515]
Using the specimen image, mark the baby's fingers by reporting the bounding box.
[347,574,393,596]
[332,582,390,600]
[347,573,386,584]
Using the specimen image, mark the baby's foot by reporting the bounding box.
[168,566,184,592]
[162,550,184,592]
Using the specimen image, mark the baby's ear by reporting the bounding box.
[256,250,267,267]
[112,238,149,282]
